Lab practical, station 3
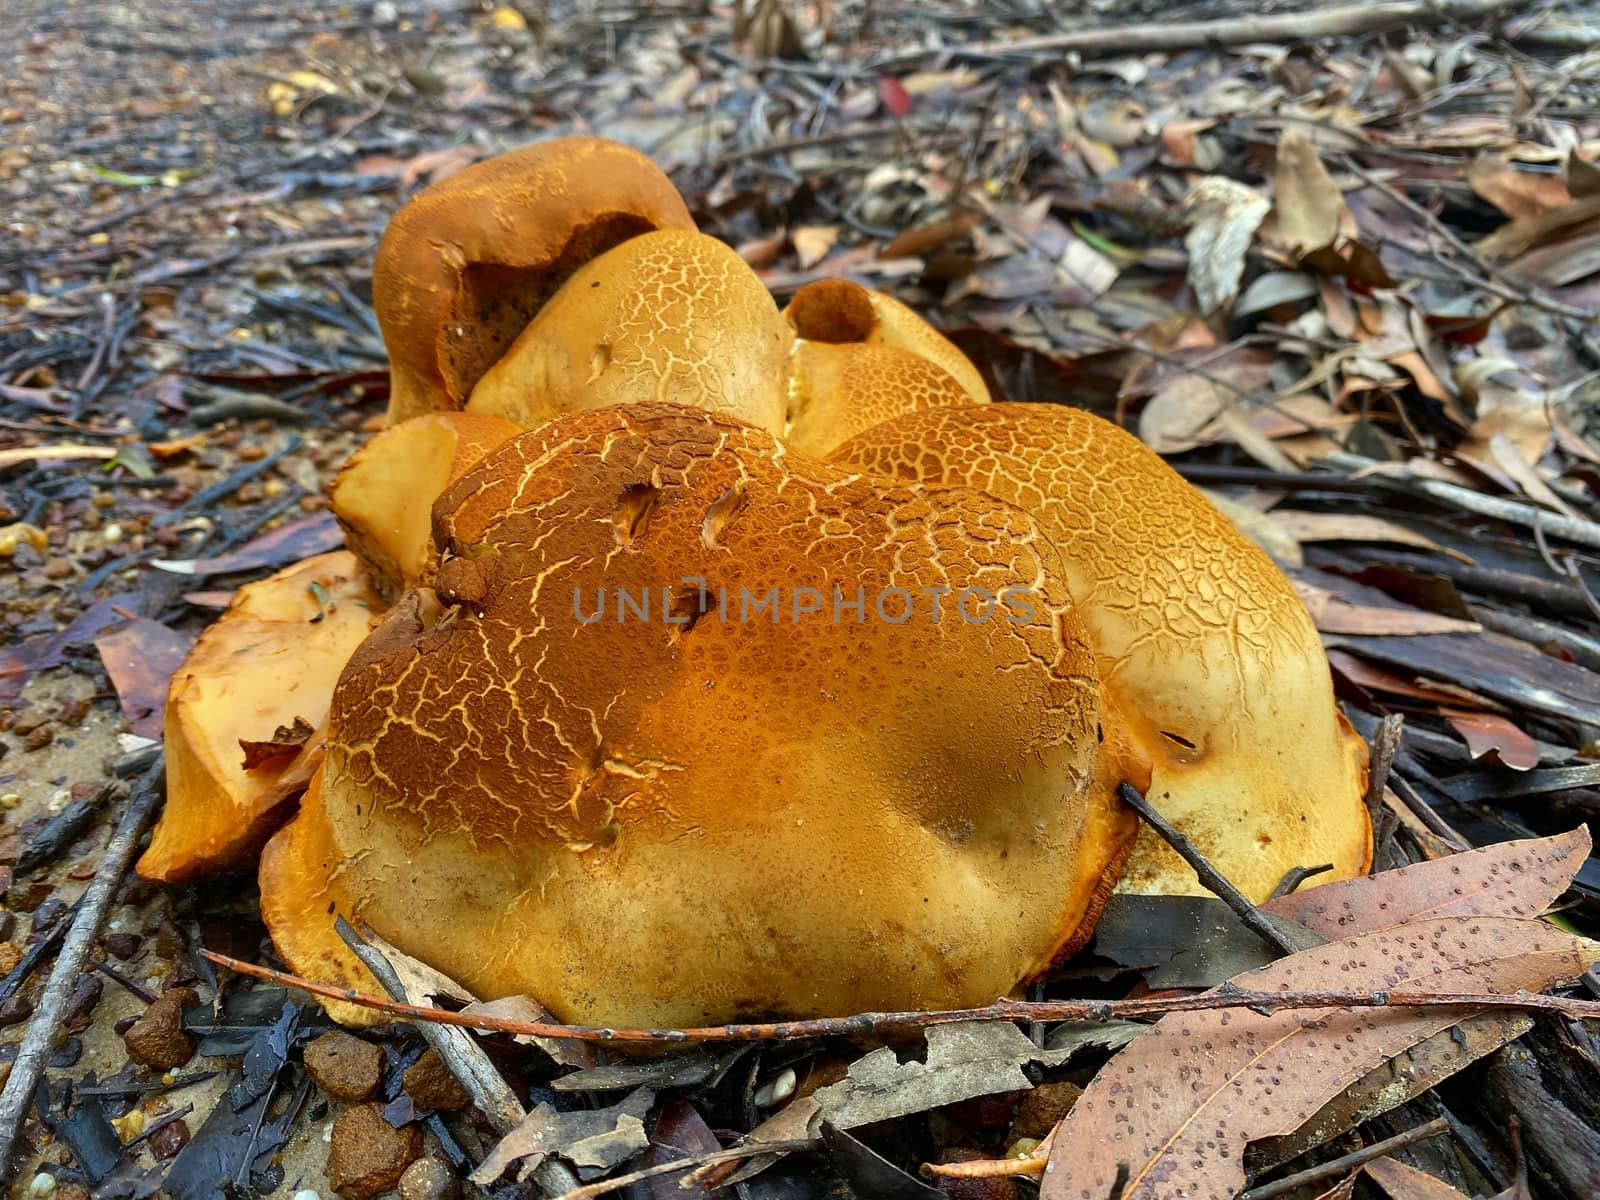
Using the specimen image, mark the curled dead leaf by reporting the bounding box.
[1042,916,1600,1200]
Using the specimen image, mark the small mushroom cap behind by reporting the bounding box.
[784,278,990,407]
[373,136,695,423]
[830,402,1371,902]
[138,551,383,883]
[466,230,792,437]
[330,411,522,599]
[260,404,1145,1028]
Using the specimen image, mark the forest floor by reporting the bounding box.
[4,1,1600,1198]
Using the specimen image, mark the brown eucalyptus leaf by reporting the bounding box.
[816,1021,1071,1129]
[1363,1156,1474,1199]
[1183,176,1269,312]
[1441,710,1541,770]
[1274,129,1346,255]
[1268,511,1457,558]
[1040,917,1600,1200]
[1468,154,1574,221]
[1292,582,1480,636]
[1251,1011,1533,1167]
[1264,828,1590,936]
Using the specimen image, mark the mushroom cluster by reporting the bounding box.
[141,136,1370,1027]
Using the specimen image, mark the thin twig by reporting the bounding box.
[201,952,1600,1044]
[334,920,525,1136]
[547,1137,822,1200]
[334,922,580,1198]
[1236,1116,1450,1200]
[1341,158,1597,324]
[869,0,1518,65]
[1319,451,1600,552]
[0,757,165,1167]
[1116,782,1309,956]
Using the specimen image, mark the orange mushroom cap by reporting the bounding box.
[784,277,990,407]
[784,341,974,458]
[373,136,695,423]
[330,411,523,599]
[261,403,1147,1027]
[465,230,792,436]
[137,551,383,883]
[829,403,1371,902]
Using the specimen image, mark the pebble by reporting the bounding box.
[400,1049,470,1112]
[327,1104,423,1200]
[123,987,199,1069]
[150,1117,192,1159]
[0,996,35,1027]
[1009,1080,1083,1141]
[397,1157,458,1200]
[27,1174,55,1197]
[303,1030,382,1102]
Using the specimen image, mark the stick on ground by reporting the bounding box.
[1115,782,1316,956]
[0,756,165,1170]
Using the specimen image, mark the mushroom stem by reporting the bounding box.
[1114,782,1317,957]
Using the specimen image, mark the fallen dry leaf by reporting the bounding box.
[791,224,839,270]
[881,211,982,260]
[1269,511,1463,559]
[1183,176,1269,313]
[94,617,196,739]
[816,1021,1071,1130]
[1274,128,1347,255]
[1364,1156,1474,1199]
[1138,373,1227,453]
[154,511,342,577]
[1468,153,1574,221]
[472,1086,653,1185]
[1293,581,1481,636]
[1264,828,1589,936]
[1042,917,1600,1200]
[238,715,315,770]
[1325,649,1498,709]
[1441,709,1541,770]
[1253,1011,1534,1167]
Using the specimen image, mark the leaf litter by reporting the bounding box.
[4,0,1600,1197]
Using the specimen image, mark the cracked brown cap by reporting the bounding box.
[138,551,382,883]
[829,402,1371,902]
[465,229,792,436]
[260,403,1147,1027]
[373,136,695,423]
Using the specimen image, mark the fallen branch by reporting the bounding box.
[1320,451,1600,553]
[546,1138,822,1200]
[1237,1116,1450,1200]
[873,0,1519,65]
[202,951,1600,1044]
[0,757,166,1167]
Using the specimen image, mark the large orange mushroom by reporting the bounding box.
[260,404,1149,1028]
[829,402,1371,902]
[138,552,382,883]
[464,229,792,436]
[373,136,695,423]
